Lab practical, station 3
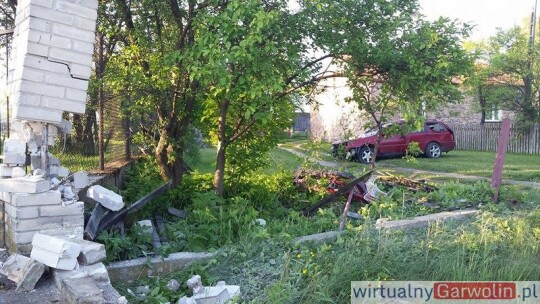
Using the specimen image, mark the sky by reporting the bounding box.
[419,0,536,40]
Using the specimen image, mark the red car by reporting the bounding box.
[332,120,456,163]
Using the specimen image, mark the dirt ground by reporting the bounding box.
[0,271,62,304]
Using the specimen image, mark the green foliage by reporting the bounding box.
[97,225,153,263]
[403,141,423,163]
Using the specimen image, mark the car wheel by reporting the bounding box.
[357,146,373,164]
[425,142,441,158]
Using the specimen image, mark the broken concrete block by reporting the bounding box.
[65,238,106,265]
[58,166,70,178]
[30,233,82,270]
[73,171,89,189]
[11,167,26,178]
[62,186,75,200]
[62,276,104,303]
[87,185,124,211]
[50,165,59,176]
[0,253,45,292]
[30,153,41,170]
[80,262,109,283]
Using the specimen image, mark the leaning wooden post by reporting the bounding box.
[491,118,512,202]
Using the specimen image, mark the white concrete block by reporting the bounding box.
[23,54,70,74]
[49,47,93,67]
[29,0,53,8]
[17,69,45,83]
[3,138,27,154]
[10,92,42,107]
[74,17,97,32]
[5,204,40,219]
[12,167,27,178]
[40,201,83,217]
[31,247,79,270]
[42,96,86,113]
[29,4,75,25]
[80,0,99,10]
[28,31,72,49]
[72,39,94,54]
[73,171,89,188]
[45,73,89,90]
[27,41,50,57]
[65,88,88,103]
[56,0,98,20]
[3,152,27,165]
[59,238,106,265]
[87,185,124,211]
[28,17,52,32]
[58,166,70,177]
[0,253,46,292]
[7,215,80,232]
[13,104,63,124]
[0,164,24,178]
[51,24,96,44]
[80,262,109,282]
[10,190,62,206]
[0,177,50,194]
[19,80,65,98]
[31,233,81,270]
[68,64,92,79]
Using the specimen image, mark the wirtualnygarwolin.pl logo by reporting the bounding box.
[351,281,540,303]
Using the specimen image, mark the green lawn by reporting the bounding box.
[379,150,540,182]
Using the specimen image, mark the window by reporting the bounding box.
[485,105,502,122]
[427,123,447,132]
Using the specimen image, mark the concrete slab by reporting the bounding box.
[106,252,214,283]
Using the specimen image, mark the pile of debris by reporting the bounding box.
[0,233,126,303]
[177,275,240,304]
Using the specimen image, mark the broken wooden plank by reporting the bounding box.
[304,170,373,216]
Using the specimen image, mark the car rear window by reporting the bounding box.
[428,123,447,132]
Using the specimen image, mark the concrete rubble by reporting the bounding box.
[177,275,240,304]
[87,185,125,211]
[0,253,45,292]
[30,233,81,270]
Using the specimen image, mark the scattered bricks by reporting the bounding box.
[0,177,51,194]
[30,233,81,270]
[0,253,46,292]
[87,185,124,211]
[62,276,104,304]
[53,268,88,291]
[40,201,83,217]
[73,171,89,189]
[5,204,40,219]
[9,190,61,207]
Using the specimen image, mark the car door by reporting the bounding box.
[378,124,407,155]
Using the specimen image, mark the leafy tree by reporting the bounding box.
[469,26,538,125]
[191,0,321,195]
[302,0,474,167]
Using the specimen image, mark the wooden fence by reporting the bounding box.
[448,122,540,154]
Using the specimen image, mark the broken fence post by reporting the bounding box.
[491,118,512,202]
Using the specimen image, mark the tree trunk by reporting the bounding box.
[213,99,229,196]
[155,128,184,187]
[369,118,383,170]
[478,86,486,125]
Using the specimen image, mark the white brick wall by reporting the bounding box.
[8,0,98,123]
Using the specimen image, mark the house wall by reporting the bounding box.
[310,76,368,141]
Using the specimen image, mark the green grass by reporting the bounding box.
[379,150,540,182]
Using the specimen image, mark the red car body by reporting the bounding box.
[334,120,455,163]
